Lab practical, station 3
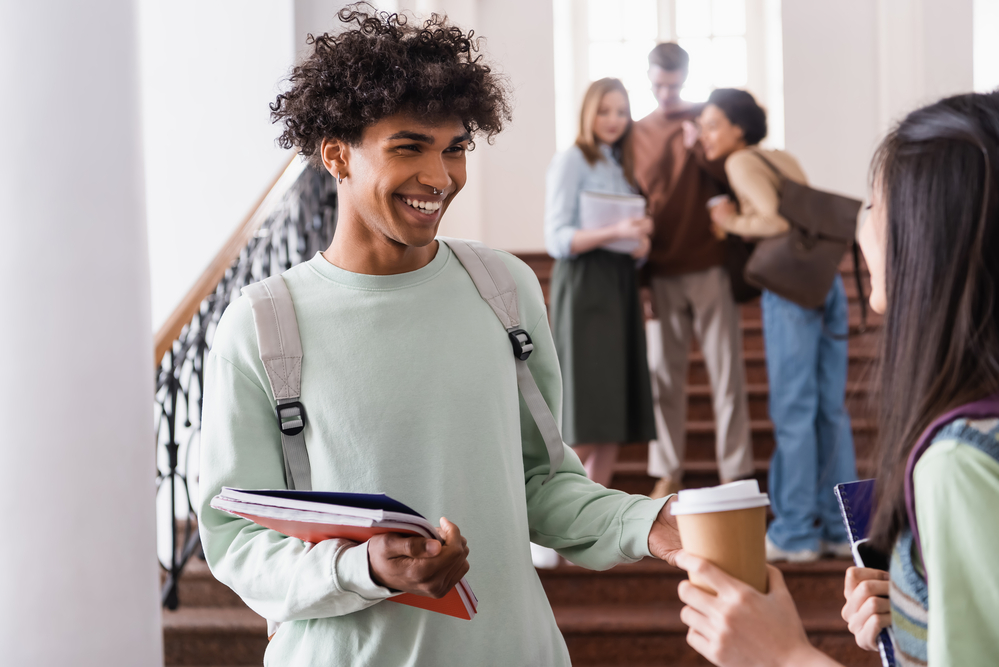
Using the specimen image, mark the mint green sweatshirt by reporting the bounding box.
[199,241,667,666]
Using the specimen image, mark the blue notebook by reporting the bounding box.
[834,479,896,667]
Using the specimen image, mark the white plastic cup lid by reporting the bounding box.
[670,480,770,515]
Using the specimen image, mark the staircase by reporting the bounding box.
[519,252,882,667]
[162,253,881,666]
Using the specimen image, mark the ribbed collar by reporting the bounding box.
[305,241,451,291]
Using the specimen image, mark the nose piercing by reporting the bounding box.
[432,187,440,195]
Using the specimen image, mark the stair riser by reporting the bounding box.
[617,430,878,463]
[164,575,245,608]
[561,631,877,666]
[739,327,879,352]
[686,391,873,421]
[164,630,267,665]
[688,355,876,385]
[541,572,845,607]
[610,463,875,496]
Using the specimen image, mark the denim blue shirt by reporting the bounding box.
[544,144,637,259]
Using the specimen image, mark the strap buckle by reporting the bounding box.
[508,328,534,361]
[276,401,306,436]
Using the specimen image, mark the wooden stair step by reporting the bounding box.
[162,557,244,608]
[163,606,267,666]
[608,459,875,496]
[617,418,878,463]
[687,348,877,385]
[553,602,878,666]
[686,381,874,421]
[539,557,852,607]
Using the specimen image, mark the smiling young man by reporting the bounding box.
[198,8,682,666]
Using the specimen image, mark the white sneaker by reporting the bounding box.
[766,536,819,563]
[820,540,854,559]
[530,543,561,569]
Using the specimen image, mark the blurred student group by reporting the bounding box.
[538,40,856,566]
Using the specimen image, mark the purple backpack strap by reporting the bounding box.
[904,393,999,571]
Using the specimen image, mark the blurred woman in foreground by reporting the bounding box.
[677,90,999,666]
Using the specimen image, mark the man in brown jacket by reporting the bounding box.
[632,43,753,497]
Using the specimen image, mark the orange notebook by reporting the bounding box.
[210,487,477,620]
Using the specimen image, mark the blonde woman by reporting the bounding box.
[544,78,657,487]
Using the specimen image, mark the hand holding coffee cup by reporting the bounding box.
[706,195,734,239]
[671,480,771,594]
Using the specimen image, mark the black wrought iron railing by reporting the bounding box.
[154,162,337,609]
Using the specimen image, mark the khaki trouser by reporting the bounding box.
[647,266,754,483]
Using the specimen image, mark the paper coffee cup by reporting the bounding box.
[705,194,731,211]
[671,480,770,593]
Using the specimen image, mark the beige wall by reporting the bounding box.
[781,0,974,199]
[374,1,557,252]
[142,0,297,330]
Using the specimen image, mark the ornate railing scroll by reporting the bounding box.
[154,163,337,609]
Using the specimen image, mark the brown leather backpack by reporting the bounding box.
[742,151,863,312]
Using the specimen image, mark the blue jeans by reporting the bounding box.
[763,276,857,552]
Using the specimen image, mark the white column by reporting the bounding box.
[0,2,163,665]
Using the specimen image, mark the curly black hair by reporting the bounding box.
[271,4,512,166]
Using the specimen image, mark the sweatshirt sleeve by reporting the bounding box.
[544,148,585,259]
[914,440,999,666]
[197,302,395,623]
[721,152,791,238]
[504,259,668,569]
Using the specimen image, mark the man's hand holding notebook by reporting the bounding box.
[210,487,479,620]
[368,516,470,600]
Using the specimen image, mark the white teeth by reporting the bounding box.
[402,197,441,212]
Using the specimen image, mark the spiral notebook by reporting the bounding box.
[834,479,896,667]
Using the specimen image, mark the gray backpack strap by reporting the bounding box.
[442,238,566,484]
[241,275,313,491]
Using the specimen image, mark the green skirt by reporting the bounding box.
[550,249,657,445]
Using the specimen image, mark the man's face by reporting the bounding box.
[648,65,687,110]
[338,113,470,249]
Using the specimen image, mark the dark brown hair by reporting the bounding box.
[270,4,512,167]
[648,42,689,71]
[575,78,636,187]
[707,88,767,146]
[869,91,999,552]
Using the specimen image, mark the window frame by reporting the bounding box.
[555,0,783,150]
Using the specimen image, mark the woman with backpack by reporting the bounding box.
[699,88,857,563]
[675,90,999,666]
[544,77,657,487]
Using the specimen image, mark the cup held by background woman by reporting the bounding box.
[543,78,657,488]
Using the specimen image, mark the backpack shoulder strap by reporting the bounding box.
[441,237,566,484]
[241,275,313,491]
[748,148,787,184]
[904,393,999,573]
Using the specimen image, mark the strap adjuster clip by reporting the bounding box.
[276,401,306,436]
[508,328,534,361]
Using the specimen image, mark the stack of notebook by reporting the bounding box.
[211,487,478,620]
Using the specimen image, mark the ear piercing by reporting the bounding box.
[337,172,344,185]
